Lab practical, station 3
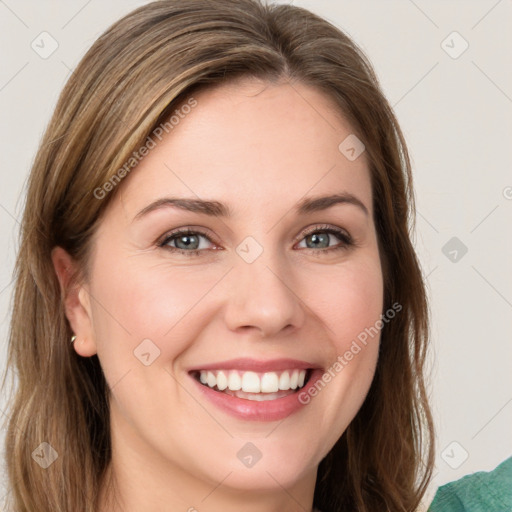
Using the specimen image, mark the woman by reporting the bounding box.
[1,0,436,510]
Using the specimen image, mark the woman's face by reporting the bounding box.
[64,78,384,502]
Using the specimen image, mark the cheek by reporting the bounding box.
[304,255,384,346]
[88,248,228,371]
[298,255,383,442]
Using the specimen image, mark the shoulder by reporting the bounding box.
[428,456,512,512]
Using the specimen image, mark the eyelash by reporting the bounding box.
[157,224,354,257]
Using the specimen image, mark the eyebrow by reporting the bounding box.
[133,192,369,221]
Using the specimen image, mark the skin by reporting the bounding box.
[52,77,384,512]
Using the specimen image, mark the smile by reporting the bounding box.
[193,369,310,401]
[187,358,322,421]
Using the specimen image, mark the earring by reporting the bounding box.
[70,335,76,344]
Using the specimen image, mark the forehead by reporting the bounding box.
[115,78,372,220]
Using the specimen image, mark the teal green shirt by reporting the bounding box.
[428,456,512,511]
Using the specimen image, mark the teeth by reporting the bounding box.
[207,371,216,388]
[216,371,228,391]
[228,371,242,391]
[242,371,260,393]
[197,369,308,393]
[278,371,291,390]
[261,372,279,393]
[290,370,299,389]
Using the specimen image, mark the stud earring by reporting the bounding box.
[70,335,76,344]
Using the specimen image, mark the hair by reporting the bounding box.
[1,1,435,510]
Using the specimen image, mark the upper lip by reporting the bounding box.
[188,358,319,373]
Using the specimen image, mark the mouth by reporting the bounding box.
[187,358,322,421]
[190,368,312,402]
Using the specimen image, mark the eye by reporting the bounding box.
[157,224,354,257]
[158,229,216,255]
[295,225,353,254]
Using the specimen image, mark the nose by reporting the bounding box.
[223,254,305,338]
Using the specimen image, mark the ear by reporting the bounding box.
[51,246,98,357]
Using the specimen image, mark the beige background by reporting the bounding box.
[0,0,511,507]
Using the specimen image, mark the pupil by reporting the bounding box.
[308,233,329,249]
[177,235,198,250]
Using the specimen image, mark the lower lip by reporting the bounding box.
[190,369,323,422]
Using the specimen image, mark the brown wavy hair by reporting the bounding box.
[1,0,435,510]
